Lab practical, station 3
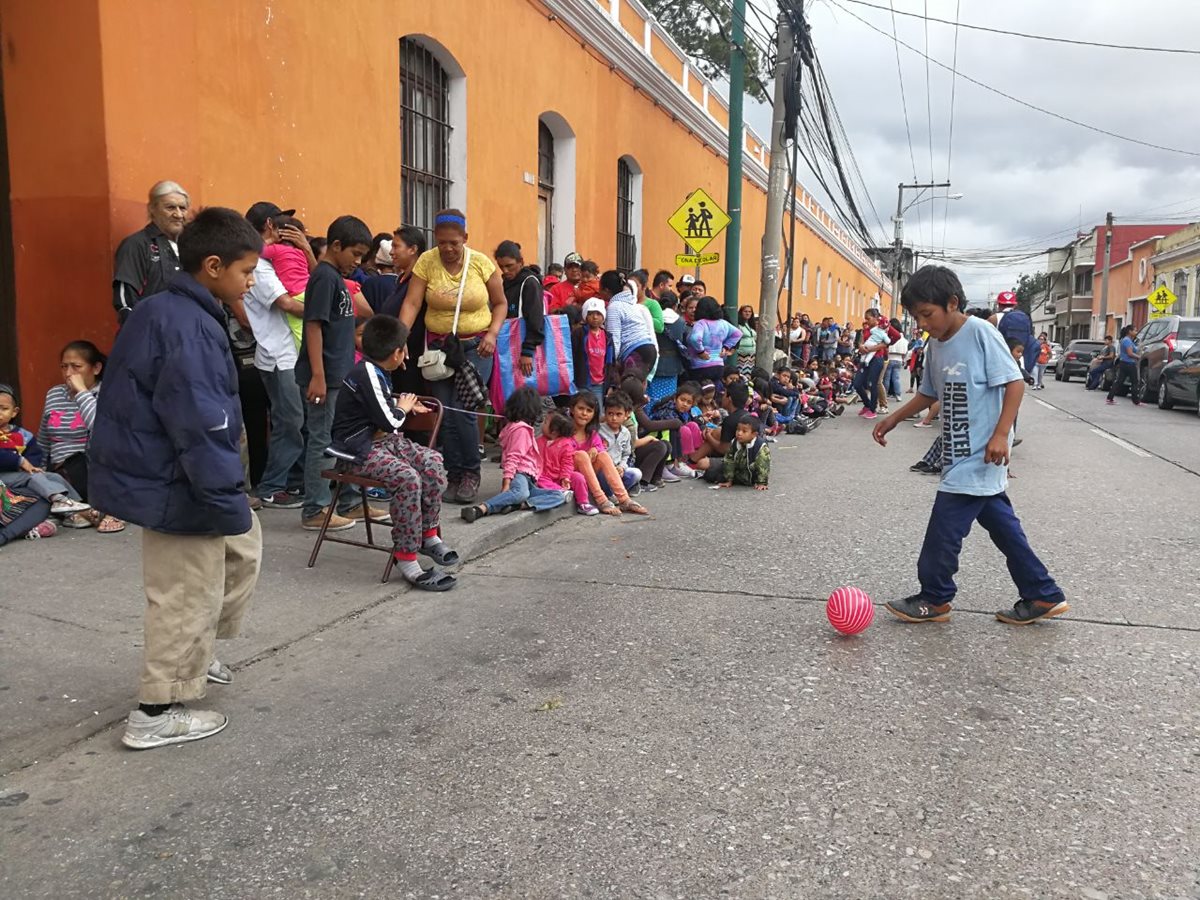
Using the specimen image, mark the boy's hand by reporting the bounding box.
[18,458,42,474]
[411,401,431,415]
[396,393,419,413]
[985,433,1011,467]
[306,376,326,405]
[754,484,769,491]
[519,355,534,377]
[501,478,511,491]
[872,414,898,447]
[718,481,733,489]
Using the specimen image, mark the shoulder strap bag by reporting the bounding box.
[417,248,472,381]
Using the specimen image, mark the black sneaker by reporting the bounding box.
[995,597,1069,625]
[910,460,933,473]
[1012,437,1024,448]
[832,404,845,417]
[925,466,943,477]
[260,491,304,510]
[460,505,485,523]
[885,595,952,623]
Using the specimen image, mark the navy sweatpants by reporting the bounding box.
[917,491,1062,604]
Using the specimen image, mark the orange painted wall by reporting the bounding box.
[2,0,885,419]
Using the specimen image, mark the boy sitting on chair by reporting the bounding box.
[330,315,459,591]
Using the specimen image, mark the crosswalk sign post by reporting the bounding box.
[1149,285,1177,320]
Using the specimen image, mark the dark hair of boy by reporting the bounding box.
[732,412,760,435]
[969,307,992,319]
[722,358,739,378]
[605,390,633,412]
[900,264,966,312]
[544,410,573,439]
[0,383,15,404]
[1104,334,1114,341]
[547,263,564,277]
[725,379,750,410]
[750,365,772,384]
[494,239,522,260]
[599,270,626,295]
[570,390,601,436]
[694,296,724,321]
[309,236,327,257]
[677,380,702,401]
[361,314,411,362]
[692,280,707,293]
[178,207,264,274]
[327,215,372,250]
[752,376,770,399]
[503,386,542,426]
[653,269,674,289]
[619,375,646,404]
[630,269,649,289]
[393,224,427,255]
[582,259,600,276]
[658,290,678,311]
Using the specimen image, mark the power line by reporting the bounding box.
[887,0,922,246]
[840,0,1200,56]
[922,0,935,251]
[940,0,960,256]
[830,0,1200,158]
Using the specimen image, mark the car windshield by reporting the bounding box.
[1177,321,1200,340]
[1070,342,1103,351]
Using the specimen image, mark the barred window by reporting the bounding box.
[401,38,452,248]
[617,158,637,271]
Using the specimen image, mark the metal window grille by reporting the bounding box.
[538,121,555,191]
[400,38,452,249]
[616,159,636,271]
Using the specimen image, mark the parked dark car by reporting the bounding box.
[1132,315,1200,402]
[1056,340,1105,382]
[1155,339,1200,412]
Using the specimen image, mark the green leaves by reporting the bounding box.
[645,0,771,103]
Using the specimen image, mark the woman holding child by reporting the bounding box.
[398,209,507,506]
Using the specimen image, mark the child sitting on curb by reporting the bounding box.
[718,414,771,491]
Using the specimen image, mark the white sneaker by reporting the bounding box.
[206,659,233,685]
[50,497,91,516]
[671,462,697,478]
[121,704,228,750]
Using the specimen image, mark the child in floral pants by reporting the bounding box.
[330,316,459,591]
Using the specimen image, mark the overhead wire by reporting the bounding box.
[940,0,960,256]
[839,0,1200,56]
[829,0,1200,158]
[887,0,923,246]
[922,0,935,252]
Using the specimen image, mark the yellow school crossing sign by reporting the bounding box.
[668,188,731,253]
[1149,284,1177,319]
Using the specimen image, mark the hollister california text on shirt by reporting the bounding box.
[918,315,1022,496]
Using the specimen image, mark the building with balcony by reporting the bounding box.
[1042,232,1096,344]
[1149,222,1200,320]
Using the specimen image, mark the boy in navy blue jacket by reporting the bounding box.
[90,207,265,750]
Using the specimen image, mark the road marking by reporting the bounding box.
[1033,398,1056,411]
[1090,428,1153,458]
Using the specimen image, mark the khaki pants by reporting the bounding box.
[139,515,262,705]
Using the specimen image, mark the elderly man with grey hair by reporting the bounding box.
[112,180,190,325]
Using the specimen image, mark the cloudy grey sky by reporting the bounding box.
[738,0,1200,303]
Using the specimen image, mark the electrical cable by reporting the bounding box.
[923,0,935,252]
[840,0,1200,56]
[887,0,922,246]
[830,0,1200,158]
[940,0,960,256]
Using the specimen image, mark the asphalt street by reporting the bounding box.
[2,380,1198,899]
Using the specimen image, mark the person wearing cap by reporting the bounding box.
[575,296,614,400]
[112,180,191,325]
[242,202,310,509]
[991,290,1038,377]
[362,238,398,313]
[548,252,588,312]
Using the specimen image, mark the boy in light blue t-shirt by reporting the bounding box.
[872,266,1068,625]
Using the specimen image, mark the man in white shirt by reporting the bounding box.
[886,325,909,401]
[244,202,311,508]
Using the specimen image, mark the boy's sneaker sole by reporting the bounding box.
[121,705,228,750]
[995,599,1070,625]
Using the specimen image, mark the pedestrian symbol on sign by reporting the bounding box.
[686,202,714,239]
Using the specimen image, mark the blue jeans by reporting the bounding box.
[426,337,492,477]
[483,472,566,513]
[1086,360,1112,389]
[257,366,305,497]
[884,359,902,397]
[597,466,642,497]
[0,497,50,545]
[917,491,1063,604]
[1,469,81,502]
[852,356,885,411]
[301,388,357,520]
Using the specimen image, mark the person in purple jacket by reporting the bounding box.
[90,207,264,751]
[684,296,743,387]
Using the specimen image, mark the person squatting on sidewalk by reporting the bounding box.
[330,315,461,592]
[872,265,1069,626]
[89,207,266,750]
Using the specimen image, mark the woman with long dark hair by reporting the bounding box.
[736,304,757,376]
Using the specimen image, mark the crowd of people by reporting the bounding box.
[1,178,1071,752]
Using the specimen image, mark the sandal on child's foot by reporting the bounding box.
[460,505,486,523]
[599,501,622,516]
[619,500,650,515]
[420,542,461,566]
[406,568,457,592]
[97,515,126,534]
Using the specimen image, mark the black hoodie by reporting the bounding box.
[502,265,547,358]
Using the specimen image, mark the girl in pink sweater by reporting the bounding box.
[562,392,649,517]
[461,388,566,522]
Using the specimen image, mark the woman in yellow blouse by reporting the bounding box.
[399,209,506,504]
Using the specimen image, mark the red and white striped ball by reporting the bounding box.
[826,586,875,635]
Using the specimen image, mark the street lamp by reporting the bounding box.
[890,182,962,317]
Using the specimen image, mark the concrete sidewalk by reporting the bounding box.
[0,463,572,774]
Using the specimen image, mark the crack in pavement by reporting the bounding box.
[470,570,1200,634]
[0,604,105,633]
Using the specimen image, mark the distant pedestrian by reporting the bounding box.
[1106,325,1141,405]
[1034,332,1052,389]
[90,207,266,750]
[874,265,1068,625]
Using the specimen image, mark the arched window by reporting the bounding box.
[815,266,822,300]
[617,156,643,270]
[538,113,576,269]
[801,259,809,296]
[836,279,841,308]
[400,36,466,247]
[827,273,833,306]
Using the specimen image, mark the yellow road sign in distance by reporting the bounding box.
[1149,285,1177,311]
[675,252,721,267]
[669,189,731,253]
